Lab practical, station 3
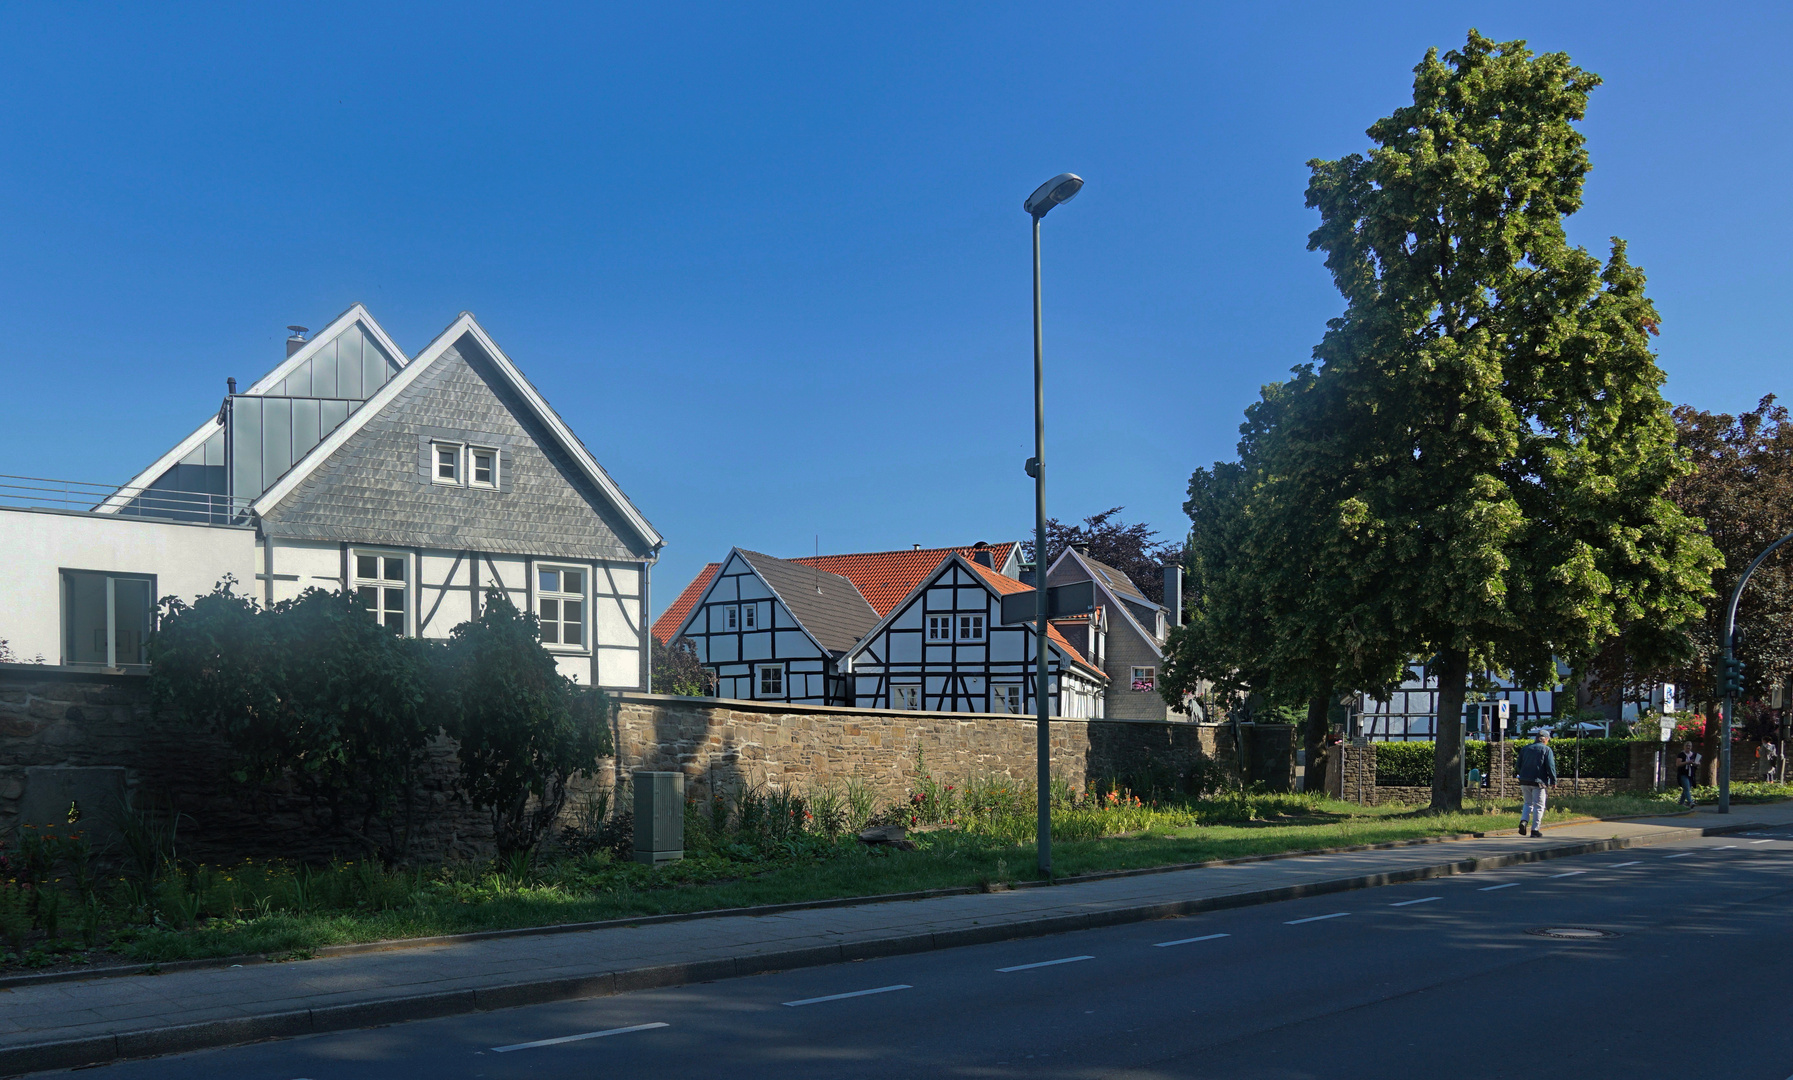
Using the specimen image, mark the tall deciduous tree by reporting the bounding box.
[1022,508,1182,604]
[1303,31,1717,811]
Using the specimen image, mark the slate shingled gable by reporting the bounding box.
[260,333,649,561]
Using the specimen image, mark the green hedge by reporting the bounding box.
[1376,738,1632,785]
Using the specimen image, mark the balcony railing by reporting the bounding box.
[0,473,253,523]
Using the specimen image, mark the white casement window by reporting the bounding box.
[61,570,154,668]
[353,552,408,634]
[927,615,951,641]
[1132,666,1156,692]
[742,603,757,629]
[432,442,462,485]
[757,663,785,697]
[470,447,498,488]
[994,684,1022,714]
[892,684,920,710]
[537,567,586,649]
[957,614,985,641]
[724,605,738,631]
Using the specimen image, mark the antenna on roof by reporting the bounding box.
[815,536,822,594]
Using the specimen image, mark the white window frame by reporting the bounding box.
[927,615,951,641]
[756,663,785,698]
[993,684,1022,714]
[1132,666,1156,692]
[469,446,499,489]
[742,602,757,630]
[892,684,921,710]
[535,564,588,652]
[957,613,985,641]
[724,605,739,631]
[432,441,463,486]
[60,569,156,668]
[351,548,411,635]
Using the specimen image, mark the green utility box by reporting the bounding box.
[632,770,684,864]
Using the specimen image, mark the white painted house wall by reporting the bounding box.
[0,507,256,666]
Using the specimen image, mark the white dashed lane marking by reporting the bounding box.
[1153,933,1229,948]
[493,1023,669,1053]
[1390,897,1441,907]
[783,985,911,1007]
[1549,870,1587,879]
[1608,861,1641,868]
[1479,883,1520,891]
[1285,912,1351,925]
[1665,852,1696,859]
[998,956,1094,972]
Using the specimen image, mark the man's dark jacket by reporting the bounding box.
[1516,740,1558,785]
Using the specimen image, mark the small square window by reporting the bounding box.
[893,685,920,710]
[994,685,1022,714]
[352,551,407,634]
[957,614,985,641]
[757,664,784,697]
[434,444,461,483]
[1132,667,1156,692]
[383,557,404,581]
[357,555,378,579]
[927,615,950,641]
[471,448,497,488]
[540,569,559,593]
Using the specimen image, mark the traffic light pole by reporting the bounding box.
[1718,530,1793,814]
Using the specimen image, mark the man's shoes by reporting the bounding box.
[1517,822,1529,836]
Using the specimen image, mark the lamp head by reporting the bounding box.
[1025,173,1084,218]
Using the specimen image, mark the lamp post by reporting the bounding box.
[1023,171,1083,878]
[1717,529,1793,813]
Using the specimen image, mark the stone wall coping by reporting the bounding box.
[609,691,1276,729]
[0,662,145,683]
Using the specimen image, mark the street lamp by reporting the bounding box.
[1717,529,1793,812]
[1024,172,1083,878]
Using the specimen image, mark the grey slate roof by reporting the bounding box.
[736,549,881,656]
[1079,553,1155,608]
[259,333,650,561]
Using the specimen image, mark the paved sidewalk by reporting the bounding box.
[3,802,1786,1076]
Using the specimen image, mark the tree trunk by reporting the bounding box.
[1304,689,1333,795]
[1430,649,1470,813]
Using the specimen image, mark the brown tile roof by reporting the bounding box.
[653,562,718,643]
[790,542,1019,616]
[960,560,1102,676]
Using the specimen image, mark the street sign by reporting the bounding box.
[999,580,1097,625]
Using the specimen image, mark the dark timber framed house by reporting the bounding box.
[664,548,879,705]
[841,554,1106,716]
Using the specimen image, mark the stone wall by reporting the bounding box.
[0,664,492,863]
[595,694,1292,804]
[2,669,1290,864]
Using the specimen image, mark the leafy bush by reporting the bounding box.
[652,636,714,696]
[1381,738,1634,784]
[439,591,614,859]
[1374,742,1435,786]
[151,581,439,861]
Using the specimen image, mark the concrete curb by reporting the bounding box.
[0,816,1765,1077]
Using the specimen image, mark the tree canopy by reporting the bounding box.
[1021,507,1182,604]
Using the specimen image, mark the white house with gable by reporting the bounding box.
[0,304,662,687]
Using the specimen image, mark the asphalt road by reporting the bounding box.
[41,831,1793,1080]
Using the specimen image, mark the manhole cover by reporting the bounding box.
[1527,927,1618,940]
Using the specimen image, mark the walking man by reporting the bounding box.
[1677,741,1702,807]
[1516,729,1557,836]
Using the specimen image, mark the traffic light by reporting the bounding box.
[1719,656,1747,699]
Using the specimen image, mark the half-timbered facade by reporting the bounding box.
[842,554,1106,716]
[0,305,663,688]
[667,548,879,705]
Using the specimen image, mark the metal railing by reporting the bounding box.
[0,473,252,523]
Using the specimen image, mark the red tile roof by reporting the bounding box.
[960,560,1102,676]
[790,542,1019,616]
[652,562,719,644]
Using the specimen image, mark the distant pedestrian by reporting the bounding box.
[1516,730,1557,836]
[1759,740,1779,784]
[1676,742,1702,807]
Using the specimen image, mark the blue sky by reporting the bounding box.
[2,3,1787,617]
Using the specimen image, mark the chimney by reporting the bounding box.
[227,377,237,395]
[972,541,994,568]
[913,544,920,550]
[286,325,309,357]
[1163,564,1183,627]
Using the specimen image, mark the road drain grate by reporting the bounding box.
[1527,927,1618,940]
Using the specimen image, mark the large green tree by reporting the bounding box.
[1302,31,1718,811]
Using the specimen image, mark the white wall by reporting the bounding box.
[0,507,256,664]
